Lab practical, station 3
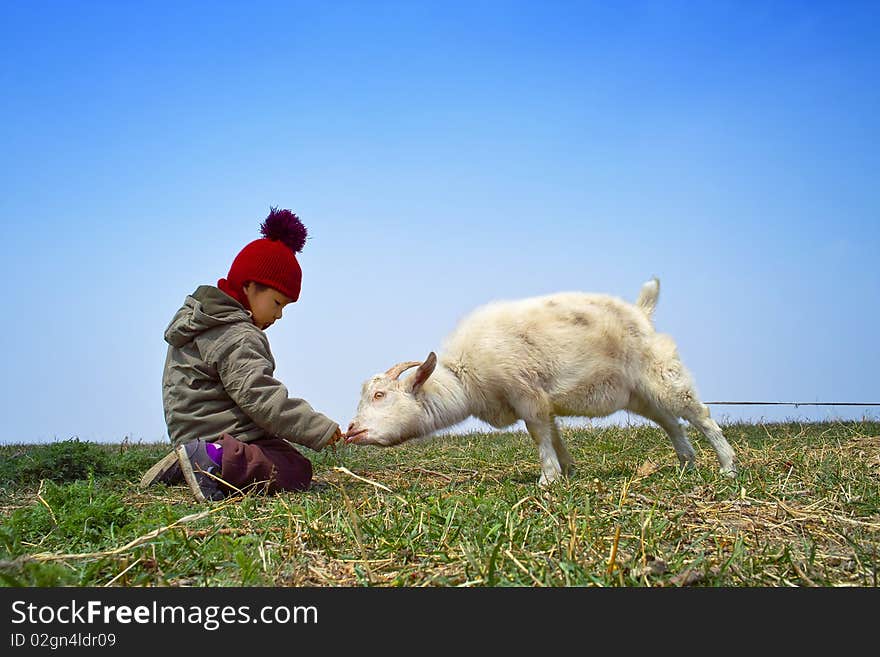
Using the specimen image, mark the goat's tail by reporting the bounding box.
[636,277,660,319]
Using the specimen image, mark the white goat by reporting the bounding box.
[346,278,737,486]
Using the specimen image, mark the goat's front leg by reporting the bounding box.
[550,418,575,477]
[525,418,563,487]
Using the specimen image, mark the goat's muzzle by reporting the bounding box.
[346,423,369,444]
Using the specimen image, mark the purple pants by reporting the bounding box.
[216,433,313,494]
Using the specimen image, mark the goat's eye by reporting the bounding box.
[373,391,385,401]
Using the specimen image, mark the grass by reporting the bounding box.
[0,421,878,587]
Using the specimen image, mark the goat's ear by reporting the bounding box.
[409,352,437,394]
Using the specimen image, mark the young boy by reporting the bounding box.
[140,207,344,501]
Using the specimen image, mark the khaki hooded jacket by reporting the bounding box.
[162,285,338,450]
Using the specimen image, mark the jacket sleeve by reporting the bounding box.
[208,331,339,451]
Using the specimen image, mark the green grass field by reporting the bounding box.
[1,420,877,587]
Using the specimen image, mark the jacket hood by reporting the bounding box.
[164,285,253,347]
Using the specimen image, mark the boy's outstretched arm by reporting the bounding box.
[210,334,341,451]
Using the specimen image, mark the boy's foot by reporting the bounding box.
[139,449,183,488]
[176,440,227,502]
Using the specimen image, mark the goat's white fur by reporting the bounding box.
[349,278,738,486]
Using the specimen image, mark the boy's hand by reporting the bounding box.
[328,426,345,449]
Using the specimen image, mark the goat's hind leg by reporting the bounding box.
[628,394,696,471]
[681,400,738,477]
[643,334,738,477]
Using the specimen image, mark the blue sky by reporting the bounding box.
[1,1,878,444]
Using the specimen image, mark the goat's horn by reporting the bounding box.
[385,361,422,380]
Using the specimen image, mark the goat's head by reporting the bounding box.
[346,352,437,446]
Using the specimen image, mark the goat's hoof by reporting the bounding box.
[676,461,696,475]
[721,465,738,478]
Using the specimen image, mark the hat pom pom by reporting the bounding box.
[260,207,307,253]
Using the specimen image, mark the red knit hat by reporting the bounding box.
[218,207,308,307]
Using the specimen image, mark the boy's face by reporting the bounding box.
[243,283,293,331]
